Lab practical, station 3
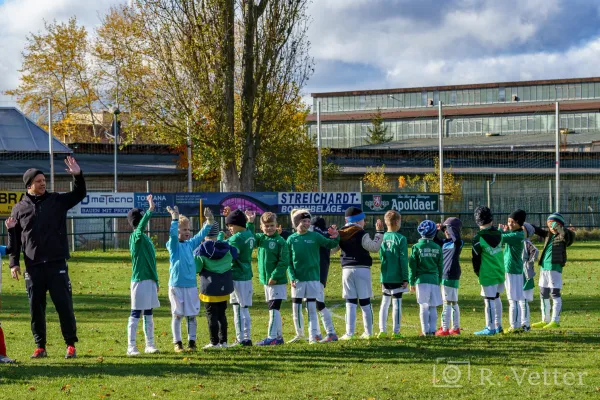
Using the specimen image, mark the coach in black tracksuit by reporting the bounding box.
[9,156,86,359]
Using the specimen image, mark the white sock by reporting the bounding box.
[307,301,319,339]
[508,300,519,329]
[232,304,243,342]
[495,297,503,329]
[292,301,305,337]
[551,297,562,323]
[485,298,496,331]
[128,316,140,348]
[441,303,451,331]
[419,303,430,334]
[274,309,283,338]
[186,316,197,341]
[541,298,551,323]
[268,310,276,339]
[519,301,529,327]
[379,295,391,333]
[143,314,155,347]
[361,303,374,337]
[319,308,336,336]
[451,303,460,329]
[171,315,182,343]
[242,307,251,341]
[392,297,402,334]
[345,302,357,336]
[428,306,437,334]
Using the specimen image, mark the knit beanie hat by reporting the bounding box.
[417,220,437,239]
[547,212,565,227]
[23,168,45,187]
[291,209,311,228]
[344,206,365,223]
[474,206,493,226]
[509,209,527,227]
[225,209,247,228]
[127,208,143,229]
[310,216,327,232]
[207,220,220,238]
[443,217,462,231]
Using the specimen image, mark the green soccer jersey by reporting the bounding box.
[219,229,255,281]
[379,231,408,284]
[287,231,339,282]
[408,239,443,286]
[247,223,289,285]
[541,236,563,273]
[472,228,505,287]
[502,230,525,275]
[129,211,159,285]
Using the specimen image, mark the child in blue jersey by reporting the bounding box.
[166,205,213,352]
[0,217,17,363]
[433,217,463,336]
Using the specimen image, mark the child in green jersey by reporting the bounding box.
[521,223,539,331]
[126,194,160,355]
[377,210,408,339]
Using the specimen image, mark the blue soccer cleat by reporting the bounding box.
[474,327,496,336]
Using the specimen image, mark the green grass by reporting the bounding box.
[1,242,599,399]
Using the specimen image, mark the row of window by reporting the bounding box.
[307,112,600,148]
[313,82,600,113]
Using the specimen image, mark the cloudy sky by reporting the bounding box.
[2,0,600,106]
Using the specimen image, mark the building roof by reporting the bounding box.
[0,107,72,153]
[306,100,600,123]
[311,76,600,98]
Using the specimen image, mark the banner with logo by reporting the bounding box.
[363,193,440,214]
[277,192,362,213]
[69,192,136,216]
[0,191,25,216]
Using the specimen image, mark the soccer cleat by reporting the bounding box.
[30,348,48,359]
[256,337,280,346]
[531,321,548,328]
[359,333,373,340]
[391,332,404,339]
[0,355,15,364]
[319,333,338,343]
[219,342,229,348]
[242,340,253,347]
[521,325,531,332]
[145,345,160,354]
[287,335,306,344]
[174,341,185,353]
[65,345,77,359]
[435,327,450,337]
[377,332,388,339]
[474,327,496,336]
[314,334,323,342]
[506,327,523,334]
[495,326,504,334]
[543,321,560,329]
[187,340,197,351]
[339,334,355,341]
[127,347,141,356]
[448,328,461,335]
[308,337,320,345]
[202,343,220,349]
[274,337,284,345]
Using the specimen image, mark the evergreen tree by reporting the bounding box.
[366,108,392,144]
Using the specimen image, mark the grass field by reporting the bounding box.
[1,241,599,399]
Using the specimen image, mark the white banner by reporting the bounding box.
[69,192,135,217]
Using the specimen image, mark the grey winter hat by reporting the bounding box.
[23,168,45,187]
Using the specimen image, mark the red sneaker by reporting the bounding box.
[65,345,77,359]
[449,328,461,335]
[30,348,48,359]
[435,327,450,336]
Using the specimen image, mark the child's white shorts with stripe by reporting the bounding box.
[168,286,200,316]
[441,285,459,302]
[381,282,409,296]
[264,284,287,301]
[523,288,534,302]
[230,280,253,307]
[538,270,563,289]
[504,273,525,301]
[480,283,505,298]
[415,283,442,307]
[291,280,323,301]
[342,267,373,299]
[131,280,160,310]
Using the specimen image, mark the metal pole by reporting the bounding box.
[48,98,54,192]
[317,100,323,192]
[187,117,193,193]
[70,181,75,252]
[487,181,491,208]
[438,101,444,217]
[146,180,151,236]
[113,112,118,249]
[549,179,553,212]
[555,101,560,212]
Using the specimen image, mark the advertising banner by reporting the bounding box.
[0,191,25,216]
[277,192,361,213]
[69,192,135,217]
[362,193,440,214]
